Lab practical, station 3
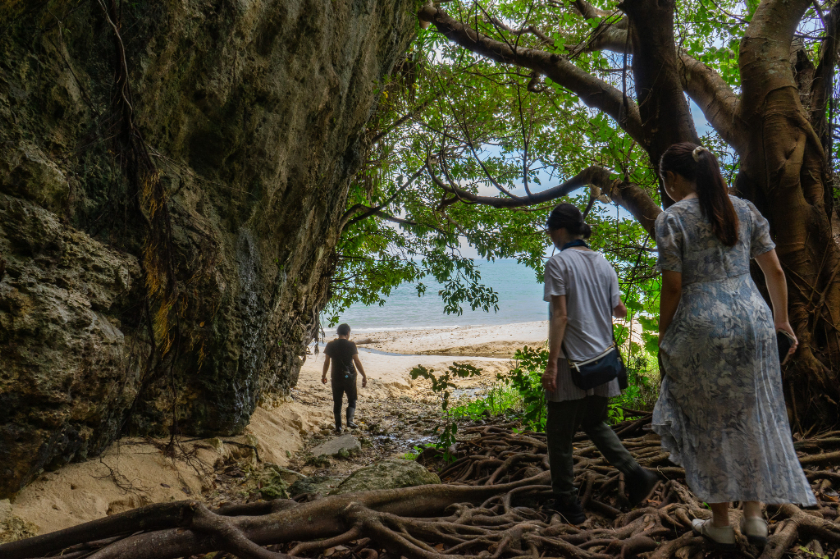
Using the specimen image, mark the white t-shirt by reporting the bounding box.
[543,248,621,361]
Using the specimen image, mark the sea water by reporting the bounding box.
[327,259,547,333]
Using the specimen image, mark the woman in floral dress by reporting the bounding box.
[653,143,815,549]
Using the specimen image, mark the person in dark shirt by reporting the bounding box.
[322,323,367,434]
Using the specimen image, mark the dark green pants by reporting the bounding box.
[546,396,638,499]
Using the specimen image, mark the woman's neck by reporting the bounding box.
[556,232,583,247]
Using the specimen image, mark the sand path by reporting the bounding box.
[3,327,535,537]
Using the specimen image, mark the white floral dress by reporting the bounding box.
[653,196,815,505]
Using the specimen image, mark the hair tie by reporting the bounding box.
[692,146,706,162]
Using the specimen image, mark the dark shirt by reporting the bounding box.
[324,339,358,379]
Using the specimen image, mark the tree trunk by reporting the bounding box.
[737,0,840,428]
[620,0,700,206]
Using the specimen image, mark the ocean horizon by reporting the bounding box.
[325,259,547,334]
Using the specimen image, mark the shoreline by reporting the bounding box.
[323,319,547,335]
[321,321,550,358]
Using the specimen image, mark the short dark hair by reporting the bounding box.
[336,323,351,336]
[546,203,592,238]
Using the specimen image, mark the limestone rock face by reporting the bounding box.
[330,459,441,495]
[0,0,414,497]
[0,197,144,489]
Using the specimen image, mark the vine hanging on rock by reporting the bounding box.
[97,0,183,439]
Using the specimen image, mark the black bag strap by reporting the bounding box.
[339,353,356,375]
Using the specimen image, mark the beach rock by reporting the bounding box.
[0,498,38,544]
[288,475,345,498]
[257,466,294,500]
[311,435,362,458]
[330,459,441,495]
[0,0,415,497]
[265,465,307,486]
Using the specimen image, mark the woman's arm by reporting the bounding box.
[755,249,798,361]
[613,300,628,319]
[542,295,568,392]
[659,270,683,342]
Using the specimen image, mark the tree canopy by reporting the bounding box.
[328,0,840,425]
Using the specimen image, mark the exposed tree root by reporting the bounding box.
[3,413,839,559]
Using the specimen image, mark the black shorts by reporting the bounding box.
[331,374,357,403]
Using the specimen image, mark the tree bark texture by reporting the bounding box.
[736,0,840,428]
[0,0,415,498]
[620,0,700,205]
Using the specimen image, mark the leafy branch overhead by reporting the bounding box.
[332,0,840,428]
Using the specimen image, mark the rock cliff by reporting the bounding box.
[0,0,414,498]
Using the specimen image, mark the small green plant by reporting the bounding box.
[450,381,523,420]
[410,362,483,461]
[607,351,661,422]
[401,445,425,460]
[499,346,549,431]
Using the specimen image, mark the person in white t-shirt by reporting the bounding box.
[541,203,658,524]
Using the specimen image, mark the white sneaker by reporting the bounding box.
[692,518,736,548]
[740,517,768,549]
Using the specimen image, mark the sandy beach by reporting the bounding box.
[3,322,536,537]
[350,321,549,357]
[3,318,652,537]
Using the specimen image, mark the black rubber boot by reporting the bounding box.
[346,406,358,429]
[626,465,660,506]
[547,496,586,525]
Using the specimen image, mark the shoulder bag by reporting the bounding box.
[563,331,627,390]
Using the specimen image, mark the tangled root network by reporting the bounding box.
[2,412,839,559]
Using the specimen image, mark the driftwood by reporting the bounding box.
[2,413,839,559]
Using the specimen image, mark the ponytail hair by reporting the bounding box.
[660,143,739,247]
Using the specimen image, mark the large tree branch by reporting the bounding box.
[552,6,746,155]
[810,3,840,158]
[605,177,661,236]
[426,161,660,236]
[677,52,746,152]
[620,0,698,206]
[417,6,645,144]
